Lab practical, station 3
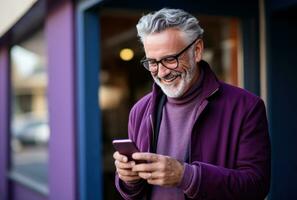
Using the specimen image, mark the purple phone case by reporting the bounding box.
[112,139,139,161]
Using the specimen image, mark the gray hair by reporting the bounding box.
[136,8,204,44]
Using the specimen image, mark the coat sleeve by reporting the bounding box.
[115,104,148,199]
[115,175,147,200]
[177,99,271,199]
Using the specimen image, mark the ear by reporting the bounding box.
[194,39,204,63]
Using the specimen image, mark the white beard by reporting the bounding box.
[153,60,198,98]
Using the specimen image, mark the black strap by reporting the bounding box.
[151,94,166,153]
[147,94,166,200]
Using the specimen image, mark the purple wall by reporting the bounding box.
[11,182,47,200]
[46,2,77,200]
[1,1,77,199]
[0,47,10,200]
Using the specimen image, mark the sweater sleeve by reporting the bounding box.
[178,99,271,199]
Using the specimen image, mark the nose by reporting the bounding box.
[157,63,171,78]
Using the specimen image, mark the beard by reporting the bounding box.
[152,60,198,98]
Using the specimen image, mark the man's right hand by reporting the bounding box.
[113,151,142,183]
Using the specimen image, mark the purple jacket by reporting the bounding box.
[115,61,271,200]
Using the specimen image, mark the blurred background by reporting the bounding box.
[0,0,296,200]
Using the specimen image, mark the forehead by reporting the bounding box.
[143,28,187,59]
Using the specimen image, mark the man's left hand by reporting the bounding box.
[131,152,184,187]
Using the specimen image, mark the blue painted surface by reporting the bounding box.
[100,0,259,17]
[241,17,260,95]
[271,0,297,10]
[76,1,103,200]
[267,7,297,200]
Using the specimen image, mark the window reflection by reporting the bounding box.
[10,30,49,187]
[200,17,241,86]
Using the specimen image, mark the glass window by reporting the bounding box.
[199,16,241,86]
[10,29,49,188]
[99,10,241,199]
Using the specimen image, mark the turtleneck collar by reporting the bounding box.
[149,60,221,115]
[167,65,204,105]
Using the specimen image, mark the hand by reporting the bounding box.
[132,152,184,187]
[113,151,141,183]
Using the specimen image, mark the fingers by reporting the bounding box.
[138,172,152,179]
[113,151,128,162]
[137,171,166,186]
[134,156,184,187]
[114,151,184,186]
[115,159,135,168]
[132,152,159,162]
[117,168,138,176]
[114,151,141,182]
[138,171,164,180]
[116,165,141,183]
[131,154,166,173]
[132,162,158,173]
[118,173,141,182]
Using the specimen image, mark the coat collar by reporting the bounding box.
[198,60,220,100]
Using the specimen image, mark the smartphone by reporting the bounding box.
[112,139,140,161]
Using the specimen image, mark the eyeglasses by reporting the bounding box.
[140,37,199,72]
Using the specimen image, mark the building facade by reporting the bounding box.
[0,0,297,199]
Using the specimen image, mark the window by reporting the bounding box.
[10,29,49,190]
[200,16,241,86]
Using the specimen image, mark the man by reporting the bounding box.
[113,8,270,200]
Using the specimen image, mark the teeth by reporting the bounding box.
[159,73,181,84]
[163,76,177,82]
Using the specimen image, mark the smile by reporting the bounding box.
[161,74,180,84]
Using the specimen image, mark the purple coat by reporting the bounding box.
[115,61,271,200]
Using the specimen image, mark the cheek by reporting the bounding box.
[178,55,196,73]
[177,61,191,73]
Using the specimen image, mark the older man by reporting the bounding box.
[113,8,270,200]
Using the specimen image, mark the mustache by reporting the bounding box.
[156,71,182,80]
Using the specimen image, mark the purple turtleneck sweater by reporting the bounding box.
[151,69,204,200]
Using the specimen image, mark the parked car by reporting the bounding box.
[12,114,49,146]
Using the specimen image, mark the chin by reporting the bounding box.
[159,83,186,98]
[153,64,196,98]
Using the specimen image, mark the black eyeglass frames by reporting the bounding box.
[140,37,200,72]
